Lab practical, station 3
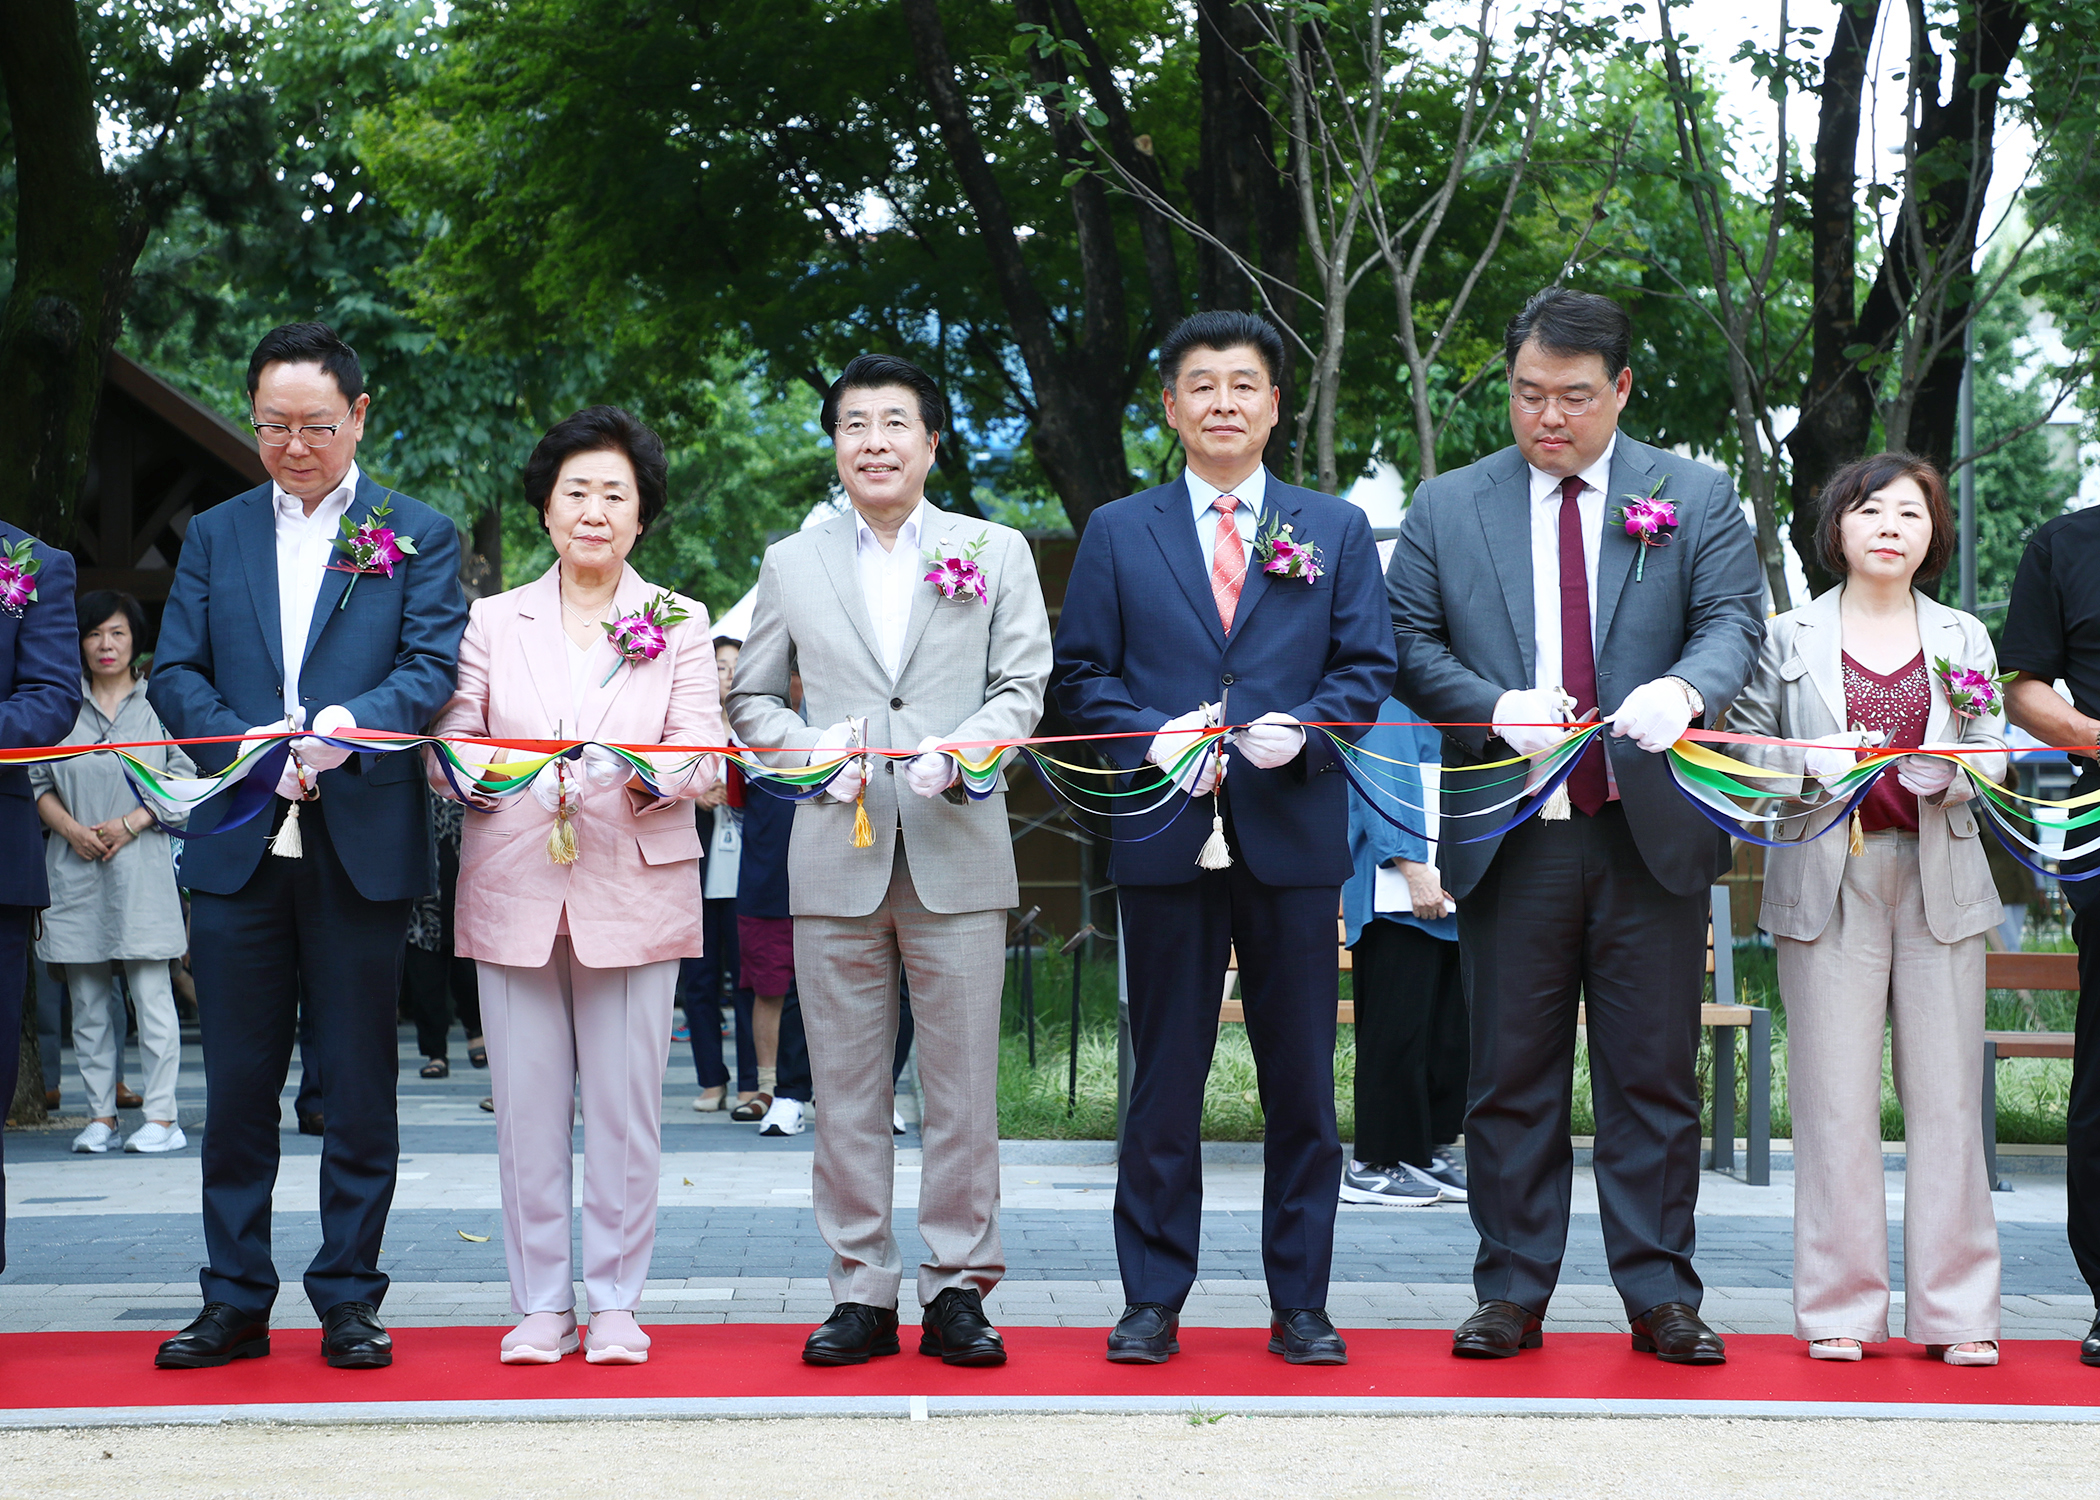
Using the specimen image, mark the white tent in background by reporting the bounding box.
[709,493,850,642]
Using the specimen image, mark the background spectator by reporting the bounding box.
[403,796,481,1077]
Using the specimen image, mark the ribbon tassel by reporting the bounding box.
[268,801,304,859]
[851,788,874,848]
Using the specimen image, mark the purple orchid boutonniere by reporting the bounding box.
[1254,513,1324,582]
[600,590,691,686]
[0,537,42,618]
[1934,657,2014,727]
[1615,479,1678,582]
[923,531,992,604]
[329,493,418,609]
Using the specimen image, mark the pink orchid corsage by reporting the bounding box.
[0,537,41,618]
[600,590,691,685]
[1615,480,1678,581]
[1255,514,1324,582]
[923,531,991,604]
[1935,657,2014,727]
[329,493,418,608]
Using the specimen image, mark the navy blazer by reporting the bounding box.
[0,523,82,909]
[1052,473,1397,887]
[148,474,468,902]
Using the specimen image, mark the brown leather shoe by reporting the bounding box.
[116,1083,144,1110]
[1630,1302,1726,1364]
[1452,1300,1542,1359]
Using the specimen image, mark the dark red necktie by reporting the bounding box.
[1558,475,1608,816]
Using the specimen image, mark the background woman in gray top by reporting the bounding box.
[31,591,195,1155]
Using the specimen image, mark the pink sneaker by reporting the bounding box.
[499,1310,579,1364]
[584,1309,651,1365]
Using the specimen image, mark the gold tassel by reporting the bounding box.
[1196,793,1233,869]
[1541,782,1571,821]
[851,787,874,848]
[548,811,578,865]
[1848,808,1865,858]
[268,800,304,859]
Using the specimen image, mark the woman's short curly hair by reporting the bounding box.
[1813,451,1955,583]
[522,406,669,532]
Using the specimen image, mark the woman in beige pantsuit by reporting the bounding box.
[1731,453,2006,1366]
[430,407,719,1365]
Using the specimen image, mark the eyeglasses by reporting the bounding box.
[1511,390,1599,416]
[251,418,350,448]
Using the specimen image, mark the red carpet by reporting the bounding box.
[1,1327,2094,1413]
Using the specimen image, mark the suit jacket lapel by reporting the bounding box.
[1916,589,1967,743]
[1796,587,1848,730]
[815,514,888,675]
[1475,449,1536,683]
[234,489,285,682]
[298,474,381,669]
[1224,481,1288,642]
[894,507,954,679]
[579,565,650,739]
[516,567,572,733]
[1591,438,1651,654]
[1148,479,1228,654]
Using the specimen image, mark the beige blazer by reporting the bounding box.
[726,505,1051,919]
[430,563,721,969]
[1728,586,2007,944]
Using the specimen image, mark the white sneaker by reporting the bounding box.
[892,1110,908,1136]
[124,1121,187,1154]
[71,1120,120,1154]
[757,1096,805,1136]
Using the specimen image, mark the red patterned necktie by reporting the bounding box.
[1210,495,1246,634]
[1559,475,1608,816]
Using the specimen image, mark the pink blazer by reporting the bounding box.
[431,563,721,970]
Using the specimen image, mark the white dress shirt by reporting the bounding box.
[854,500,929,680]
[1526,434,1618,797]
[1184,464,1266,563]
[272,462,360,722]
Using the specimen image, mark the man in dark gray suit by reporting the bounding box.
[1389,289,1763,1363]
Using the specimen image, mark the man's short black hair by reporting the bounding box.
[821,354,948,439]
[522,405,670,533]
[246,321,365,405]
[1503,289,1633,382]
[75,589,150,673]
[1158,311,1286,389]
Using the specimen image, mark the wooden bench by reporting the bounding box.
[1213,887,1773,1185]
[1982,950,2080,1190]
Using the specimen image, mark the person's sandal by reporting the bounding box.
[693,1088,728,1113]
[1934,1341,1999,1367]
[1808,1338,1862,1361]
[729,1092,772,1123]
[468,1043,488,1069]
[420,1059,450,1079]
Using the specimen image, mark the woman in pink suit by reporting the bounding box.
[430,407,720,1365]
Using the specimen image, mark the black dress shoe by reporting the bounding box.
[1106,1303,1180,1364]
[1630,1302,1726,1365]
[2082,1314,2100,1368]
[298,1110,325,1137]
[919,1286,1007,1366]
[1452,1300,1543,1359]
[1269,1307,1348,1365]
[155,1303,270,1369]
[802,1303,901,1366]
[320,1301,394,1369]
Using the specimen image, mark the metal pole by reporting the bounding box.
[1061,925,1097,1116]
[1958,317,1978,615]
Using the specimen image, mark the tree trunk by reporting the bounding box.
[461,502,505,600]
[11,967,48,1128]
[0,0,143,541]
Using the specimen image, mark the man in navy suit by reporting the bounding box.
[148,323,467,1370]
[0,521,81,1273]
[1053,311,1395,1365]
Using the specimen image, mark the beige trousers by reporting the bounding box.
[1777,830,2001,1344]
[66,960,181,1121]
[794,845,1006,1308]
[478,940,681,1317]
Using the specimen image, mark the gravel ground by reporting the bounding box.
[6,1414,2099,1499]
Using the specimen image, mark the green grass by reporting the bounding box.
[994,925,2080,1145]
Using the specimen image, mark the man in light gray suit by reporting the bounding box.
[728,354,1051,1368]
[1389,289,1763,1365]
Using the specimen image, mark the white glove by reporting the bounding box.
[239,718,292,766]
[1800,732,1871,780]
[1608,677,1696,754]
[579,743,632,792]
[810,720,867,803]
[290,704,357,773]
[1235,712,1306,770]
[1147,705,1222,795]
[1492,688,1571,757]
[529,760,576,814]
[1896,750,1960,798]
[906,735,959,798]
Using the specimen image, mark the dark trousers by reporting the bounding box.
[1351,919,1467,1169]
[402,831,478,1060]
[684,897,754,1091]
[1457,802,1707,1320]
[1116,870,1343,1312]
[0,905,31,1274]
[2065,847,2100,1302]
[190,801,409,1318]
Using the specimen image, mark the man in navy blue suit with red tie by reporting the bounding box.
[1053,311,1395,1365]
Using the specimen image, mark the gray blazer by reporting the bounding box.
[727,506,1052,919]
[1389,435,1765,898]
[1727,586,2008,944]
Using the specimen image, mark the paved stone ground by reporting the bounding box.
[3,1025,2092,1342]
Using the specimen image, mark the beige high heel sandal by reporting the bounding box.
[1808,1338,1863,1361]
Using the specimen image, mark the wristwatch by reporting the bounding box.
[1668,676,1705,718]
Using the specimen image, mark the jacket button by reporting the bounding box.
[885,762,895,775]
[890,697,904,710]
[1221,673,1236,687]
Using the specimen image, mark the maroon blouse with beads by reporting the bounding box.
[1842,650,1930,833]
